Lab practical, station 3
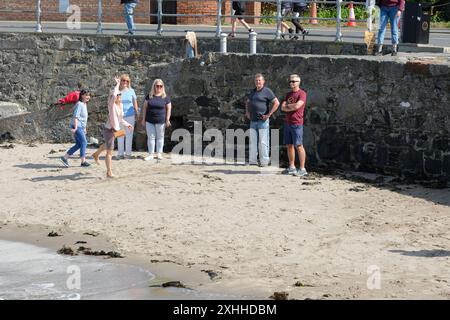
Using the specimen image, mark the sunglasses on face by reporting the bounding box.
[121,80,129,83]
[155,85,163,88]
[289,80,299,83]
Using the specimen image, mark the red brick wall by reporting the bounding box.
[246,1,261,24]
[0,0,260,25]
[222,1,260,25]
[177,0,217,24]
[0,0,151,23]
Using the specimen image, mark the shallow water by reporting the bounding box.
[0,240,242,300]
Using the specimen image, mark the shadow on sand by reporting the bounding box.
[14,163,63,170]
[28,173,96,182]
[389,249,450,258]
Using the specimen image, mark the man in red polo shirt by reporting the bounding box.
[281,74,307,177]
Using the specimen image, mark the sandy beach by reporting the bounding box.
[0,142,449,299]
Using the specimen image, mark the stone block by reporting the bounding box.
[424,153,443,175]
[0,102,26,118]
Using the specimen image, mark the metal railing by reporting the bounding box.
[26,0,375,42]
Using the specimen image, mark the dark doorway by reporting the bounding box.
[150,0,177,24]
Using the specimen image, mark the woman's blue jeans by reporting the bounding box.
[377,6,400,45]
[67,127,87,158]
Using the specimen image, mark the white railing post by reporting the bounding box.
[366,0,375,32]
[97,0,103,34]
[275,0,282,39]
[335,0,343,41]
[216,0,222,37]
[249,30,257,54]
[220,32,227,53]
[35,0,42,32]
[157,0,163,36]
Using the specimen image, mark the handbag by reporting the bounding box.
[113,129,126,138]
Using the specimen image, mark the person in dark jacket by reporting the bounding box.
[375,0,405,56]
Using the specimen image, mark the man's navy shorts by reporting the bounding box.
[284,124,304,146]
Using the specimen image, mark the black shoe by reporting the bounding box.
[81,161,91,167]
[391,44,398,56]
[374,44,383,56]
[302,29,309,36]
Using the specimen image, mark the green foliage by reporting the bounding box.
[431,10,443,23]
[316,4,368,20]
[261,3,277,24]
[259,2,449,25]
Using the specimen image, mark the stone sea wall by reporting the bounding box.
[0,33,449,184]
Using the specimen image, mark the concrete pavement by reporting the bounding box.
[1,20,449,47]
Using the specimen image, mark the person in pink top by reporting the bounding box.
[92,77,133,178]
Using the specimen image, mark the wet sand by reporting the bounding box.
[1,143,449,299]
[0,225,252,300]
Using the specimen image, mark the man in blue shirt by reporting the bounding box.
[245,74,280,167]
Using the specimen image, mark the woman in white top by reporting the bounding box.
[93,77,133,178]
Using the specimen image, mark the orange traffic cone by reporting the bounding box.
[310,2,318,25]
[347,2,357,27]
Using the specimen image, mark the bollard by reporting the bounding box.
[249,31,257,55]
[35,0,42,32]
[220,33,227,53]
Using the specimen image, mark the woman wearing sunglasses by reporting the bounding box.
[117,74,138,159]
[141,79,172,161]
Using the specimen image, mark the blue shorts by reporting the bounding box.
[284,124,303,146]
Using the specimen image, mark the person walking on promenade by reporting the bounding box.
[281,1,295,39]
[141,79,172,161]
[121,0,138,35]
[281,74,307,177]
[375,0,405,56]
[229,1,255,37]
[60,89,92,168]
[290,0,309,39]
[245,73,280,167]
[92,77,133,178]
[116,74,138,159]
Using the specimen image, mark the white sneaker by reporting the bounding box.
[156,153,163,160]
[144,155,154,161]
